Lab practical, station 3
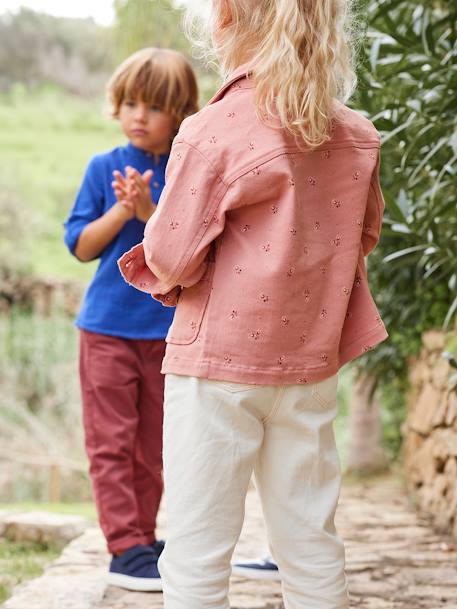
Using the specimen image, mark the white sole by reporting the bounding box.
[231,565,281,581]
[107,572,163,592]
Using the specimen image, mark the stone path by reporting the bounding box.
[3,476,457,609]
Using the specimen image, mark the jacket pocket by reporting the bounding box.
[165,264,214,345]
[311,374,339,408]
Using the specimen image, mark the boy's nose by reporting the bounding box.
[134,105,148,121]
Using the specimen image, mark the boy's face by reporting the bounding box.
[119,99,175,155]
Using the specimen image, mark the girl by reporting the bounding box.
[64,48,198,591]
[119,1,388,607]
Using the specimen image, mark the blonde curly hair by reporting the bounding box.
[185,0,357,147]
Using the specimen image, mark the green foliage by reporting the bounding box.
[113,0,218,104]
[114,0,191,60]
[1,307,77,412]
[0,8,114,95]
[0,538,60,603]
[0,306,92,502]
[353,1,456,435]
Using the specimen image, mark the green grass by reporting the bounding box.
[0,84,122,281]
[0,500,97,603]
[0,502,97,520]
[0,538,60,604]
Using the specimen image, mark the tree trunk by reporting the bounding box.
[346,374,387,473]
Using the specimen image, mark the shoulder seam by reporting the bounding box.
[176,136,380,188]
[174,139,228,187]
[225,140,381,185]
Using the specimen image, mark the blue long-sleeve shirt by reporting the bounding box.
[64,142,175,339]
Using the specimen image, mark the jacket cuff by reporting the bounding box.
[117,243,180,306]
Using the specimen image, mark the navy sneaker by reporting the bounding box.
[232,555,280,581]
[150,539,165,556]
[107,543,162,591]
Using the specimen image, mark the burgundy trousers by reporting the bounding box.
[79,329,165,554]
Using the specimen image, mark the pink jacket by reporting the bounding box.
[118,64,389,385]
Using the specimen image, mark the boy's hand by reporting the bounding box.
[125,166,157,224]
[112,171,135,220]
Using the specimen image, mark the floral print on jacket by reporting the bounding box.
[118,64,389,385]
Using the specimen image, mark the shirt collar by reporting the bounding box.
[126,142,169,164]
[207,62,254,105]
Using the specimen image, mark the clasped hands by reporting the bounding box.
[112,166,157,224]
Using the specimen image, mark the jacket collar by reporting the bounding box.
[207,62,254,105]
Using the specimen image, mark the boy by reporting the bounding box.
[64,48,198,592]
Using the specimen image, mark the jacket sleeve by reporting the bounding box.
[362,150,385,256]
[118,140,229,304]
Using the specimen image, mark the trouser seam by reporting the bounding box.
[262,386,286,424]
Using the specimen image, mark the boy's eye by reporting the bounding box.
[124,100,135,107]
[150,105,161,112]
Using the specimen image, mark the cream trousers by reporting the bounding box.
[158,373,349,609]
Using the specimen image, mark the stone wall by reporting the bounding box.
[0,271,83,315]
[403,329,457,537]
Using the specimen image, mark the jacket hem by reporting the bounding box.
[338,324,389,367]
[161,324,389,385]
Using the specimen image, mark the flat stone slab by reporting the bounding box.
[0,511,90,546]
[3,477,457,609]
[2,527,108,609]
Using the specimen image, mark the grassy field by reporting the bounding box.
[0,85,122,282]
